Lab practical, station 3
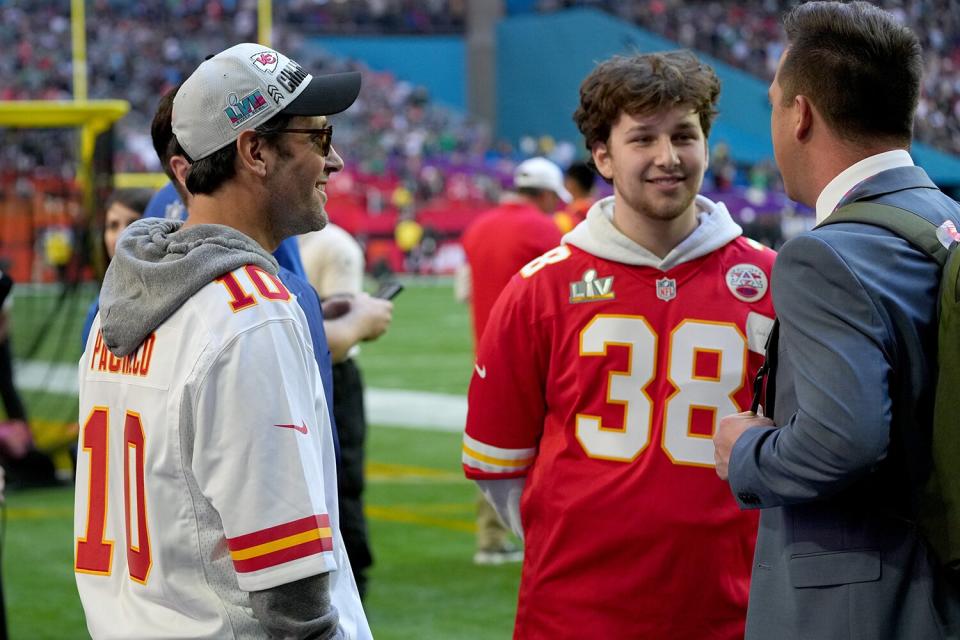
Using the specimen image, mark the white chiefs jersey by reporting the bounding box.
[75,264,371,639]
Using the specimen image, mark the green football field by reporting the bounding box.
[4,279,522,639]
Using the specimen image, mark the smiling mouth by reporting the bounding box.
[648,176,685,185]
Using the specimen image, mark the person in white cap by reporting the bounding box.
[456,156,567,564]
[74,43,371,639]
[462,51,776,638]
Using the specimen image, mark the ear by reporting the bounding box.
[169,155,190,191]
[794,95,814,142]
[592,141,613,181]
[235,129,269,178]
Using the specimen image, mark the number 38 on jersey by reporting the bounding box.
[577,315,748,467]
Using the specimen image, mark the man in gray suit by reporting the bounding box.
[713,2,960,638]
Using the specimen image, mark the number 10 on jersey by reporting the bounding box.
[75,407,152,584]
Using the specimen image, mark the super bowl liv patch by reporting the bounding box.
[725,263,768,302]
[570,269,615,303]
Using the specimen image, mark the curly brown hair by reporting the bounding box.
[573,50,721,157]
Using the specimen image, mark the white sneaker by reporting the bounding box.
[473,545,523,565]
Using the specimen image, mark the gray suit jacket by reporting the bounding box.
[729,166,960,640]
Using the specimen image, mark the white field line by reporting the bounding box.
[15,360,466,433]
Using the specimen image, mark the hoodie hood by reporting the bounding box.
[562,194,742,270]
[100,218,278,356]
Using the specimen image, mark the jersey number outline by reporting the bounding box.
[576,315,746,467]
[217,265,291,312]
[75,407,152,584]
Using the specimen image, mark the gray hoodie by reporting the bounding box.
[99,218,277,356]
[562,194,743,269]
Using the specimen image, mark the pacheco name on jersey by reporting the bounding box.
[88,330,157,377]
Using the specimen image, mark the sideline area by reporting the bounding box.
[16,359,467,433]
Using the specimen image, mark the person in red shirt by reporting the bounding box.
[463,51,776,638]
[458,156,567,564]
[554,160,597,233]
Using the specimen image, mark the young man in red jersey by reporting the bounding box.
[462,50,775,639]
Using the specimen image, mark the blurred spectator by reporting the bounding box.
[0,267,58,489]
[554,160,597,233]
[80,188,154,347]
[457,157,567,565]
[299,223,394,600]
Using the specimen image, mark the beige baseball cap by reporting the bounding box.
[173,43,361,161]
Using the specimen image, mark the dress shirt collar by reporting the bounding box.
[815,149,914,224]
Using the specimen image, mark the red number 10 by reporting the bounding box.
[75,407,152,584]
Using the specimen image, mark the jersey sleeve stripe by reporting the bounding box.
[462,442,535,470]
[231,535,334,574]
[226,514,330,551]
[230,527,333,561]
[462,434,535,460]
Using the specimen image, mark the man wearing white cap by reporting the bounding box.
[457,156,567,564]
[74,43,371,639]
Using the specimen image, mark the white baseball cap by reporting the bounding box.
[173,43,361,161]
[513,157,572,203]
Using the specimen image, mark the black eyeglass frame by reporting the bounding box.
[273,126,334,156]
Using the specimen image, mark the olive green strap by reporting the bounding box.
[819,202,948,267]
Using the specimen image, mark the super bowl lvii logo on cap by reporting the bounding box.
[224,90,269,128]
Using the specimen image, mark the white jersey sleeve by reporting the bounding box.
[192,318,337,592]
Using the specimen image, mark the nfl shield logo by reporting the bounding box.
[656,277,676,301]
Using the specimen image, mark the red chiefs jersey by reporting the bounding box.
[461,201,563,344]
[464,238,776,639]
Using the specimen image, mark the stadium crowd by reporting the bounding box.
[3,0,959,167]
[0,0,954,276]
[541,0,960,155]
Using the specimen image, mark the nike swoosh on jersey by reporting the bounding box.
[274,422,308,434]
[475,364,487,378]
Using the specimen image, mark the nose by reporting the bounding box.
[324,145,344,174]
[654,137,679,168]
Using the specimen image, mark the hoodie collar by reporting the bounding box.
[99,218,278,356]
[562,195,742,270]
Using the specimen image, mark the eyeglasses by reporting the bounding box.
[274,126,334,157]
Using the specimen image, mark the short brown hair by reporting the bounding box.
[780,1,921,146]
[150,85,183,177]
[184,113,294,196]
[573,50,720,156]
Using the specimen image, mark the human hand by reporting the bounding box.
[349,292,393,341]
[321,294,353,320]
[713,411,775,481]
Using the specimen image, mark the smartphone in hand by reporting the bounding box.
[375,282,404,300]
